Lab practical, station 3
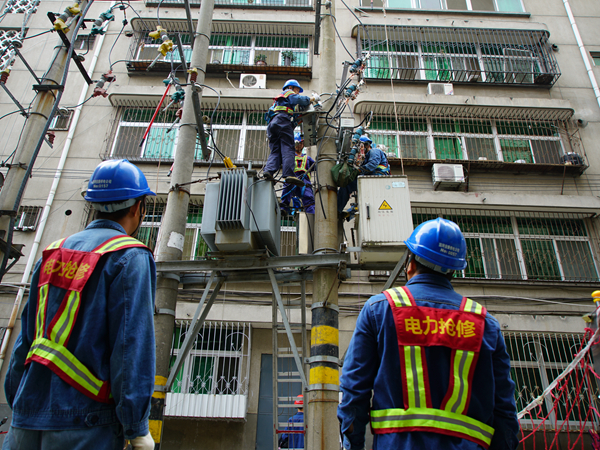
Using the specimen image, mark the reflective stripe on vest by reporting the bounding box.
[273,90,296,115]
[373,286,494,448]
[294,155,310,180]
[25,235,150,403]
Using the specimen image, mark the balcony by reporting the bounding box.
[356,25,561,87]
[145,0,313,11]
[127,19,313,78]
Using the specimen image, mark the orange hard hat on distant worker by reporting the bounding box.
[294,395,303,406]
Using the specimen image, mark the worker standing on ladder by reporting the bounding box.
[280,133,316,216]
[3,160,157,450]
[279,394,305,449]
[263,79,319,187]
[338,218,519,450]
[338,136,390,218]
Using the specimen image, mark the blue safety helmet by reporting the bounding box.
[85,159,156,212]
[283,79,303,93]
[359,136,372,145]
[405,218,467,273]
[294,132,303,143]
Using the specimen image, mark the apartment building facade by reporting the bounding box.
[0,0,598,448]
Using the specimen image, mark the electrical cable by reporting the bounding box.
[0,0,94,282]
[156,0,166,26]
[331,15,354,59]
[339,0,371,53]
[22,29,53,40]
[108,19,127,69]
[64,94,94,109]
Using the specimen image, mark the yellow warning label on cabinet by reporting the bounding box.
[379,200,392,210]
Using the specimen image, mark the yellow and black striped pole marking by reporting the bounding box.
[150,375,166,448]
[309,303,340,388]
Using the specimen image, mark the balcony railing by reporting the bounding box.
[358,25,561,87]
[145,0,313,10]
[126,20,313,77]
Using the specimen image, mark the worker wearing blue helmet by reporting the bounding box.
[338,135,390,216]
[339,218,519,450]
[4,160,157,450]
[281,133,316,216]
[263,80,319,187]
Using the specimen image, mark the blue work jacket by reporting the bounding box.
[338,274,519,450]
[5,220,156,440]
[280,411,305,449]
[360,148,390,175]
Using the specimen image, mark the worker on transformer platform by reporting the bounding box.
[4,160,156,450]
[279,394,305,449]
[280,133,315,216]
[338,136,390,217]
[338,218,520,450]
[263,79,319,187]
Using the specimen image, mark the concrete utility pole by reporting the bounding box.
[0,6,86,275]
[151,0,214,447]
[306,0,340,447]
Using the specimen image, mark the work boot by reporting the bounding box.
[262,172,275,182]
[285,176,304,187]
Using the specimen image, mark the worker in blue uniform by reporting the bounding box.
[279,395,305,449]
[280,133,315,216]
[338,218,520,450]
[263,79,319,187]
[338,136,390,217]
[3,160,157,450]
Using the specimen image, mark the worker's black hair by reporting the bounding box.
[95,196,146,222]
[408,253,454,281]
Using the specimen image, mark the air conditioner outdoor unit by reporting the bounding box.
[239,73,266,89]
[427,83,454,95]
[432,163,465,190]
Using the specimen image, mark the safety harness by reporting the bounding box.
[371,286,495,448]
[25,235,150,403]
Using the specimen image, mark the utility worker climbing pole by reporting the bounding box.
[3,160,157,450]
[338,218,519,450]
[280,133,316,216]
[263,79,319,187]
[338,136,390,218]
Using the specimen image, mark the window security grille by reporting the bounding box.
[49,110,74,131]
[0,29,18,71]
[73,34,96,52]
[14,206,41,231]
[109,107,269,164]
[504,332,599,430]
[145,0,313,8]
[412,208,600,283]
[166,321,251,418]
[369,115,571,164]
[358,26,559,87]
[362,0,524,12]
[280,218,298,257]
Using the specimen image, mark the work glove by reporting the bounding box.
[130,432,154,450]
[310,93,321,103]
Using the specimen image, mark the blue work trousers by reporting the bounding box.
[337,179,358,214]
[281,178,315,214]
[2,425,125,450]
[265,114,296,178]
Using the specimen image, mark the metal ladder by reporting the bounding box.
[272,278,308,450]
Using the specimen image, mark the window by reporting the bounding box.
[73,34,96,52]
[504,332,599,429]
[280,217,298,257]
[361,0,524,12]
[0,29,18,71]
[137,199,164,252]
[413,209,600,282]
[369,115,568,164]
[49,110,74,131]
[145,0,312,9]
[358,26,559,86]
[14,205,41,231]
[591,52,600,66]
[110,107,269,163]
[166,321,251,419]
[133,30,311,70]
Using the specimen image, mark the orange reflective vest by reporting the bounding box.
[272,90,297,115]
[25,235,150,403]
[371,286,495,448]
